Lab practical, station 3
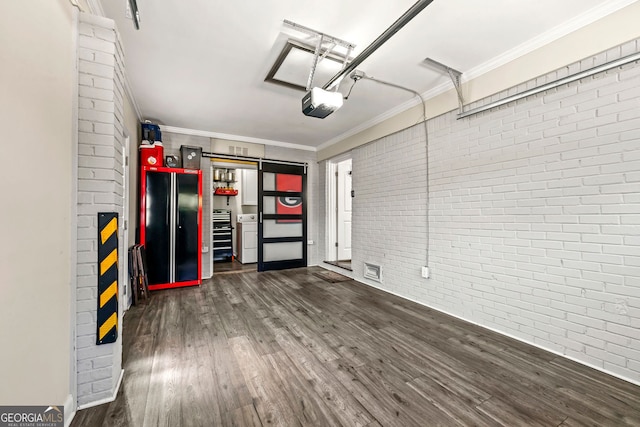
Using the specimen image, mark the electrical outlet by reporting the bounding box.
[421,266,430,279]
[307,240,314,245]
[202,246,209,253]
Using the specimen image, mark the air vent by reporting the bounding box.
[363,262,382,283]
[227,145,250,156]
[212,140,265,158]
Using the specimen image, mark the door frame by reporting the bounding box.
[325,152,352,262]
[121,134,131,312]
[210,159,259,270]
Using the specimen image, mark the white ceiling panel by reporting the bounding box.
[100,0,630,148]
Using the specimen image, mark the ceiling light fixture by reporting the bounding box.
[301,87,344,119]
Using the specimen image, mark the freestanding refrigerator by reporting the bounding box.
[140,165,202,290]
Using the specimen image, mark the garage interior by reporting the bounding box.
[2,1,640,426]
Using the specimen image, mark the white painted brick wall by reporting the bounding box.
[351,125,428,299]
[343,38,640,384]
[75,13,125,406]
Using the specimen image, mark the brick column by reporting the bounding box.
[75,13,126,407]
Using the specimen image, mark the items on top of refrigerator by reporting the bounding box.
[139,142,164,167]
[141,120,162,142]
[180,145,202,170]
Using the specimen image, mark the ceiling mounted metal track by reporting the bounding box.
[322,0,435,91]
[127,0,140,29]
[202,151,307,168]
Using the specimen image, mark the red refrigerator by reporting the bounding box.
[140,165,202,290]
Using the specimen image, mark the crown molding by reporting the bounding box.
[462,0,639,82]
[160,126,317,152]
[317,95,423,151]
[123,76,143,122]
[85,0,105,16]
[317,77,457,152]
[85,0,143,122]
[318,0,638,152]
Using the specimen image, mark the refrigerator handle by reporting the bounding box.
[170,173,176,282]
[176,194,180,227]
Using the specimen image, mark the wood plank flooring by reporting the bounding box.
[71,267,640,426]
[323,260,353,271]
[214,260,257,274]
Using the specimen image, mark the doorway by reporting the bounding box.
[325,155,352,271]
[210,159,259,274]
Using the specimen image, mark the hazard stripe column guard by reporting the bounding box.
[97,212,118,345]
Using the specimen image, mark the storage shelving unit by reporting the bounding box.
[212,209,233,261]
[140,166,202,290]
[213,168,237,205]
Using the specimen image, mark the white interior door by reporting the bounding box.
[337,159,352,260]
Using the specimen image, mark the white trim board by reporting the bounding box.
[64,393,75,427]
[69,5,80,420]
[77,369,125,411]
[85,0,104,16]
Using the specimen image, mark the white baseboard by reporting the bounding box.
[77,369,124,411]
[64,393,75,427]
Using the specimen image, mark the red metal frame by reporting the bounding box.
[214,188,238,196]
[140,165,202,290]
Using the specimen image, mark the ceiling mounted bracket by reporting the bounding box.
[422,57,464,114]
[283,20,356,51]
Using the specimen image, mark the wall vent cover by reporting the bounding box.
[363,262,382,283]
[227,146,250,157]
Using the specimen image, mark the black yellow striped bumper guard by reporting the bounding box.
[97,212,118,344]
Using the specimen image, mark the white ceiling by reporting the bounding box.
[99,0,629,149]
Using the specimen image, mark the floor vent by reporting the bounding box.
[363,262,382,283]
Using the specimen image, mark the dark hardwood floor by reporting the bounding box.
[214,260,257,274]
[324,260,352,271]
[72,267,640,426]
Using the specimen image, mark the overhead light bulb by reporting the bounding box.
[301,87,343,119]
